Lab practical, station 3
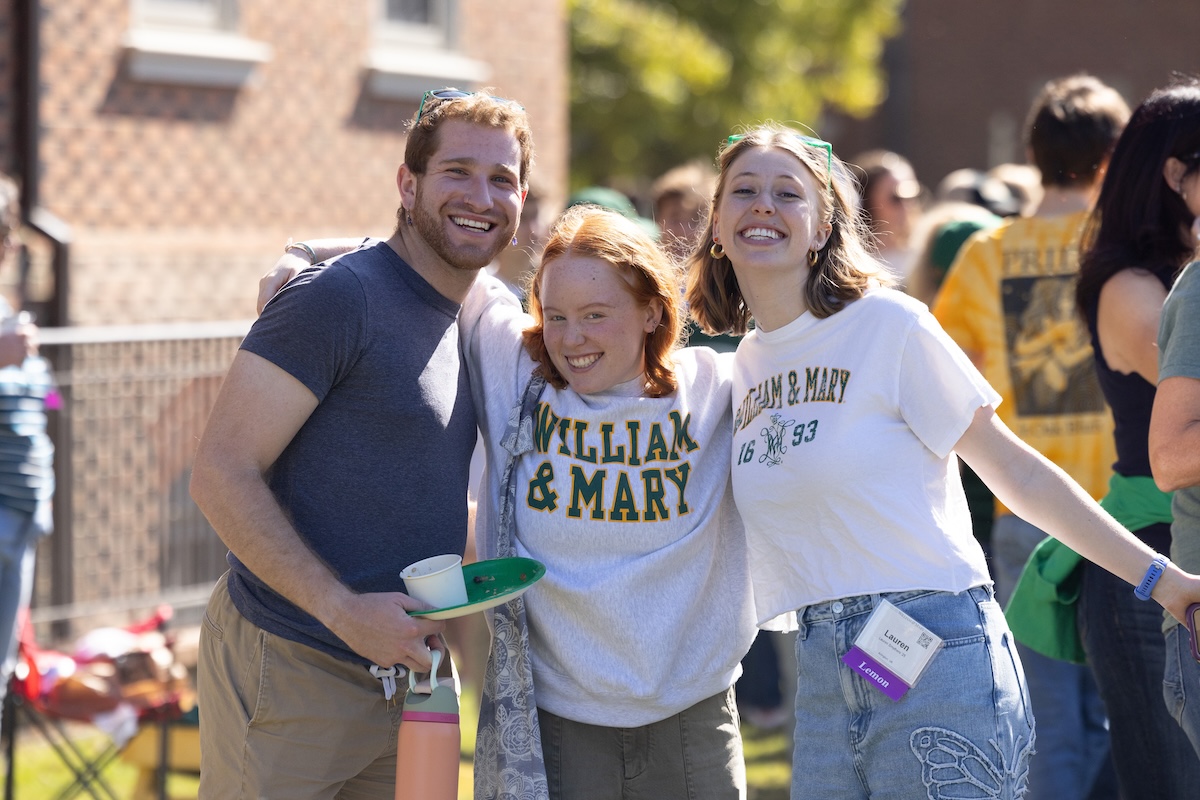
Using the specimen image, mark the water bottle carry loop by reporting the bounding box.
[408,648,442,694]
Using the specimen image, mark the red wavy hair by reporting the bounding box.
[523,205,684,397]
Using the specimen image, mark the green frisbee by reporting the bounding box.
[408,556,546,619]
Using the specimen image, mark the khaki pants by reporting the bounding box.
[198,574,403,799]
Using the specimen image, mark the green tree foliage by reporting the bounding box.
[569,0,903,189]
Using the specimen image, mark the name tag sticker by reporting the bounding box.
[841,600,943,702]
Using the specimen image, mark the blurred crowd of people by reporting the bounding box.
[165,72,1200,800]
[5,41,1200,798]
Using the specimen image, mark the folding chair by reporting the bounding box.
[119,705,200,800]
[2,607,194,800]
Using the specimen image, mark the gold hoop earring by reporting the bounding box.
[808,249,818,266]
[709,241,725,259]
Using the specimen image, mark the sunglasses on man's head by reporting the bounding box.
[726,133,833,189]
[415,88,523,123]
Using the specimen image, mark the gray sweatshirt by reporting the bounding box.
[461,276,757,726]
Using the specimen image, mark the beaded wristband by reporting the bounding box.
[285,239,317,264]
[1134,555,1169,601]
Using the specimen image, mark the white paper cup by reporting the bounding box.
[400,554,468,609]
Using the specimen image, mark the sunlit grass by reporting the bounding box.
[5,688,791,800]
[3,720,200,799]
[458,684,479,800]
[743,721,793,800]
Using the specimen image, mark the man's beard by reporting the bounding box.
[410,186,513,272]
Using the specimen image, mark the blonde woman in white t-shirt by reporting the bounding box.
[684,123,1200,799]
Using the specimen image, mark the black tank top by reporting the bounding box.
[1084,267,1175,478]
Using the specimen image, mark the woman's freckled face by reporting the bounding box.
[538,254,661,395]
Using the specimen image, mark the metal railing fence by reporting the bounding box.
[29,321,252,644]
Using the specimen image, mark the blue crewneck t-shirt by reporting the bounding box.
[229,241,477,664]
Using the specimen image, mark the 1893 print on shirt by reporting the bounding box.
[730,288,997,625]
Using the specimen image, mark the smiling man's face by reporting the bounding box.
[408,119,525,272]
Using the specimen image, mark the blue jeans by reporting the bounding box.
[992,514,1112,800]
[1164,621,1200,761]
[1079,550,1200,797]
[0,503,50,742]
[790,586,1033,800]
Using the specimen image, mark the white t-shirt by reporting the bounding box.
[461,275,757,726]
[731,288,997,624]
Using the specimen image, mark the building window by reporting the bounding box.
[378,0,446,47]
[122,0,271,88]
[135,0,234,30]
[387,0,430,18]
[366,0,489,101]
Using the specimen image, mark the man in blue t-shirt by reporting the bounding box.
[190,90,534,799]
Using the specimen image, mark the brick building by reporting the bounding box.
[2,0,568,326]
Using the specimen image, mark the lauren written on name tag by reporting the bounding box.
[841,600,943,701]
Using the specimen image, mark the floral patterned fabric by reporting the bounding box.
[474,373,549,800]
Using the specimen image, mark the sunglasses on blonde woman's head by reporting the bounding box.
[726,133,833,189]
[415,88,524,123]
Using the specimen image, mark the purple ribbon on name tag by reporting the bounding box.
[842,645,910,701]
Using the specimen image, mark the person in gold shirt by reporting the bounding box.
[933,74,1129,800]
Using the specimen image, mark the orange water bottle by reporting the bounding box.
[395,649,459,800]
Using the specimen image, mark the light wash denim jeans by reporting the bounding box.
[1163,621,1200,761]
[992,514,1113,800]
[790,586,1033,800]
[0,502,50,742]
